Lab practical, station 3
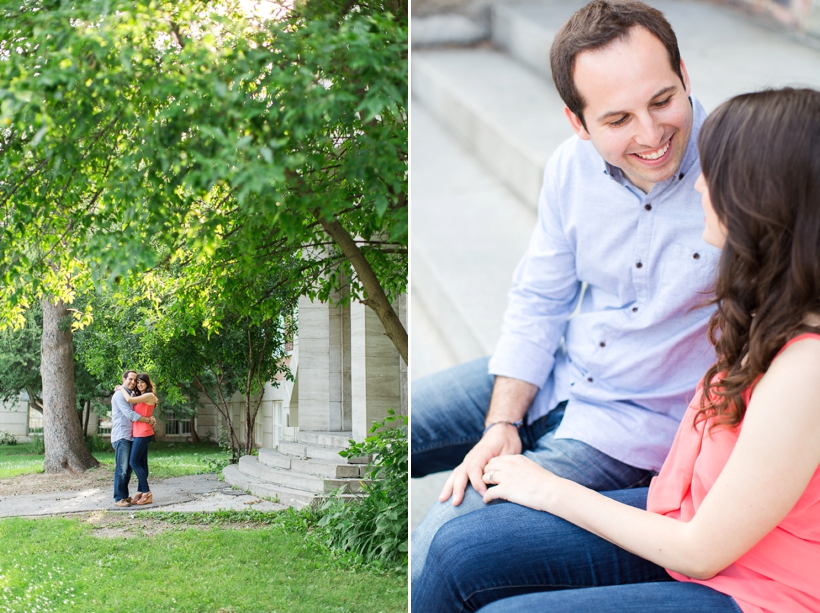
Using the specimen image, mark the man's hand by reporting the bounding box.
[149,417,156,427]
[439,424,523,505]
[438,375,539,506]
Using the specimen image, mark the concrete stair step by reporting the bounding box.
[237,455,365,493]
[411,103,537,361]
[493,0,820,114]
[278,440,372,464]
[412,48,573,207]
[298,430,353,449]
[258,448,364,478]
[222,464,314,509]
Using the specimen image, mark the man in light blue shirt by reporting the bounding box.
[112,370,156,507]
[412,0,720,592]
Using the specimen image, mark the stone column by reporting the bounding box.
[350,300,402,442]
[297,295,349,432]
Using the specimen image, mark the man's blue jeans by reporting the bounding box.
[412,358,655,585]
[112,438,133,502]
[412,488,740,613]
[130,436,153,494]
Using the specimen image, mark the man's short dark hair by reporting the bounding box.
[122,370,136,380]
[549,0,683,128]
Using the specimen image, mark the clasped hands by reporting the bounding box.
[439,425,561,511]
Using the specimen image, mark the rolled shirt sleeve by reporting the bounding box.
[489,158,581,387]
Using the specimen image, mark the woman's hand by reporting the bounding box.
[482,454,564,511]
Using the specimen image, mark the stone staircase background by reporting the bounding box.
[223,430,371,509]
[411,0,820,530]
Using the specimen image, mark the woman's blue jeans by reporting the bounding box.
[412,488,740,613]
[129,435,153,493]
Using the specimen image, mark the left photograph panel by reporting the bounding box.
[0,0,407,610]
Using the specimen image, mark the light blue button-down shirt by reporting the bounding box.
[111,388,142,444]
[488,97,718,472]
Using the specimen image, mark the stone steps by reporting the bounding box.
[223,430,371,509]
[278,440,371,464]
[235,455,364,494]
[258,448,365,479]
[412,48,569,208]
[222,464,315,509]
[411,103,537,362]
[297,430,354,448]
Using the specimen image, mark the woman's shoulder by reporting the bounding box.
[773,333,820,366]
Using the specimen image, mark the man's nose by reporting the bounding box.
[633,113,664,148]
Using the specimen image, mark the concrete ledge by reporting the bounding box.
[298,431,352,448]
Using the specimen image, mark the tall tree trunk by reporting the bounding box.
[315,212,408,365]
[41,298,99,473]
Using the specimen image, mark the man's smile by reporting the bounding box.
[631,134,673,163]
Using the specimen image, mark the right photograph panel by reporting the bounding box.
[410,0,820,610]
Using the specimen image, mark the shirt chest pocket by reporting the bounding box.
[661,242,721,295]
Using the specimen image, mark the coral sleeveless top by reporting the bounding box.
[646,334,820,613]
[133,402,155,437]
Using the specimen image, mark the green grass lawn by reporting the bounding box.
[0,514,407,612]
[0,441,226,479]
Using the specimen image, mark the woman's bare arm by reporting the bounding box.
[121,389,157,406]
[484,338,820,580]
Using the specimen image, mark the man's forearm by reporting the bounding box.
[485,376,539,426]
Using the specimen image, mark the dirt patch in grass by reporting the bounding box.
[0,465,118,496]
[81,510,179,538]
[78,510,275,539]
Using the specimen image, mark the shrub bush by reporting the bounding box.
[85,434,110,453]
[30,435,45,454]
[0,431,17,446]
[316,409,408,571]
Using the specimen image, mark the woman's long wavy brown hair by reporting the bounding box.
[696,88,820,428]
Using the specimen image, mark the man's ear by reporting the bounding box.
[564,106,590,141]
[680,58,691,96]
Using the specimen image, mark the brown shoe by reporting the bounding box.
[132,493,143,504]
[135,491,152,505]
[114,499,131,507]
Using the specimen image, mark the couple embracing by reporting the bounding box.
[111,370,158,508]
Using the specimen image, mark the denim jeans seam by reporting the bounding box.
[464,581,578,611]
[413,436,482,454]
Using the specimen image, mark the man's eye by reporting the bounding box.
[653,97,672,107]
[610,115,628,127]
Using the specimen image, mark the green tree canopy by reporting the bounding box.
[0,0,408,360]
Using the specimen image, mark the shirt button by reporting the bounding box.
[636,262,643,268]
[587,377,594,383]
[644,204,652,211]
[599,341,606,347]
[693,253,700,260]
[632,307,638,313]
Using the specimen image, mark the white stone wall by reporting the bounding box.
[0,396,30,440]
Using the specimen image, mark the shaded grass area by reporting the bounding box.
[0,513,407,613]
[0,442,226,480]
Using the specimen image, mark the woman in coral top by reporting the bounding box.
[418,88,820,613]
[120,372,157,506]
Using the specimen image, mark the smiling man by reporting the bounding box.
[411,0,722,602]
